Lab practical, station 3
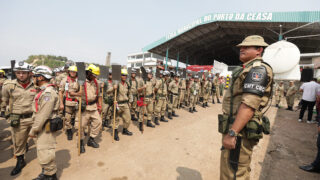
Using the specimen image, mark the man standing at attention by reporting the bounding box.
[219,35,273,180]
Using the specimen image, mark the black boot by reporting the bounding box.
[172,111,178,117]
[103,119,110,128]
[180,103,184,108]
[193,107,197,112]
[67,129,73,141]
[122,128,133,136]
[139,122,143,131]
[114,129,119,141]
[44,173,57,180]
[217,99,221,103]
[131,114,137,121]
[10,155,26,176]
[160,116,168,122]
[87,137,99,148]
[80,140,85,153]
[154,117,160,125]
[32,168,45,180]
[212,99,215,104]
[71,118,75,126]
[189,107,193,113]
[147,120,155,128]
[205,102,209,107]
[289,106,293,111]
[202,103,206,108]
[276,104,279,108]
[168,113,172,119]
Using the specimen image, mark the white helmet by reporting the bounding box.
[14,61,32,72]
[146,69,152,74]
[163,70,170,76]
[33,66,53,79]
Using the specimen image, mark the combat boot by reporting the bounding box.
[44,173,57,180]
[289,106,293,111]
[160,116,168,122]
[139,122,143,131]
[103,119,109,127]
[122,128,133,136]
[87,137,99,148]
[172,111,178,117]
[193,107,197,112]
[202,103,206,108]
[154,117,160,125]
[80,140,85,153]
[205,102,209,107]
[147,120,155,128]
[212,99,215,104]
[114,129,119,141]
[131,114,137,121]
[168,113,172,119]
[180,103,184,108]
[71,118,75,126]
[217,99,221,103]
[10,155,26,176]
[189,107,193,113]
[66,129,73,141]
[32,168,45,180]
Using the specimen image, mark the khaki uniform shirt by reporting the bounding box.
[82,79,101,111]
[1,79,37,114]
[117,81,129,106]
[55,72,67,90]
[276,85,285,97]
[29,84,59,136]
[156,78,168,97]
[222,57,273,117]
[145,79,154,97]
[128,78,138,96]
[59,77,80,106]
[286,86,296,97]
[190,80,200,95]
[168,80,179,94]
[179,79,186,90]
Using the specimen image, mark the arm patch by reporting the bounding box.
[243,66,268,97]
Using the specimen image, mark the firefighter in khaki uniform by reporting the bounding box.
[79,64,102,153]
[201,76,210,108]
[275,81,285,108]
[285,81,297,111]
[29,66,60,180]
[0,62,35,176]
[138,69,156,130]
[219,35,273,180]
[168,73,180,119]
[102,70,114,128]
[213,73,221,104]
[0,69,7,104]
[189,75,200,113]
[178,77,187,108]
[154,70,169,123]
[59,66,80,140]
[128,69,139,121]
[113,69,133,141]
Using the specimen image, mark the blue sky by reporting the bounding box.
[0,0,318,66]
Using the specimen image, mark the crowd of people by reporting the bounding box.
[0,61,225,179]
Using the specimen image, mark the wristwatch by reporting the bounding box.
[228,129,238,137]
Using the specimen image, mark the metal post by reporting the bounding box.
[176,51,179,71]
[279,24,283,40]
[165,48,169,70]
[186,56,189,67]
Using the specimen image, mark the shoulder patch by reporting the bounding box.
[243,66,269,97]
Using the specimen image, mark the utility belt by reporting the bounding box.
[118,100,129,104]
[9,113,33,128]
[218,113,270,140]
[87,99,97,105]
[170,93,178,96]
[66,97,78,102]
[145,94,154,98]
[158,94,167,97]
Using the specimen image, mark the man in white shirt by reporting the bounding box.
[299,78,320,123]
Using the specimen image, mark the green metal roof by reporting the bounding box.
[143,11,320,56]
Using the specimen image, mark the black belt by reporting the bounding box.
[118,100,128,104]
[145,94,153,98]
[87,100,97,105]
[20,113,33,119]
